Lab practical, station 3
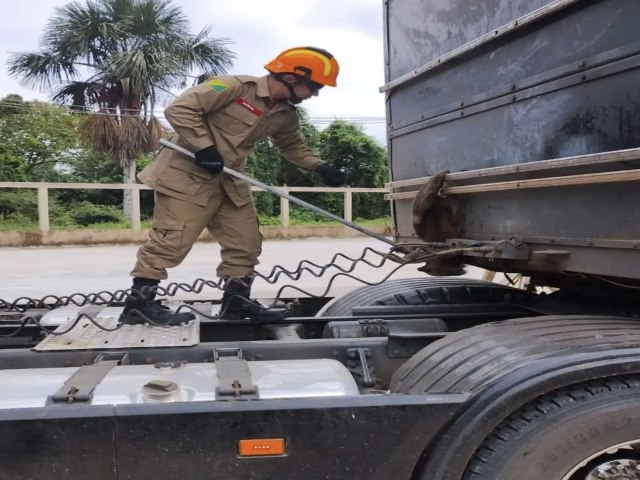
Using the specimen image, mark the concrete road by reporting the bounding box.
[1,238,491,303]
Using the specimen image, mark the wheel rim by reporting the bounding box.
[561,440,640,479]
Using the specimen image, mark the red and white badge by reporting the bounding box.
[235,98,264,116]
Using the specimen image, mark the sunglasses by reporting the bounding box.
[304,80,324,92]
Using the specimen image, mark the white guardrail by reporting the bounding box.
[0,182,389,233]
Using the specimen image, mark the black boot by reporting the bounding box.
[120,278,195,326]
[219,277,289,320]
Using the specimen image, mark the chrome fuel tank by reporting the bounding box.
[0,359,359,408]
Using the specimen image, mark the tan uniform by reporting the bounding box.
[131,75,325,280]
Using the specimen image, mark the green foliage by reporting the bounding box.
[258,216,281,226]
[289,208,339,225]
[0,189,38,220]
[54,150,127,207]
[316,121,389,219]
[8,0,235,212]
[279,110,321,186]
[257,119,390,221]
[0,96,83,182]
[246,139,282,216]
[68,202,127,226]
[0,143,25,182]
[0,96,391,232]
[246,114,389,222]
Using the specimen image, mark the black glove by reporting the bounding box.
[315,164,346,187]
[194,146,224,174]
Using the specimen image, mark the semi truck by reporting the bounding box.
[2,0,640,479]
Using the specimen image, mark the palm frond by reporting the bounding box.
[179,27,235,76]
[105,51,149,94]
[52,81,94,110]
[146,116,164,150]
[134,0,188,37]
[121,114,149,160]
[45,1,125,65]
[103,0,137,26]
[80,110,121,156]
[13,0,236,162]
[7,51,78,91]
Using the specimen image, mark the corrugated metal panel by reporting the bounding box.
[385,0,640,280]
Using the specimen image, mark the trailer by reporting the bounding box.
[2,1,640,479]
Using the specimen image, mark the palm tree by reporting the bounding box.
[9,0,235,217]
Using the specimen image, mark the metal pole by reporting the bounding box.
[159,139,397,247]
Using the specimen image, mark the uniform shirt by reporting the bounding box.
[138,75,324,207]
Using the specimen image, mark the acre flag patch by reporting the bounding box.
[207,79,229,93]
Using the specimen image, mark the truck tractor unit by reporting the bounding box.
[2,1,640,479]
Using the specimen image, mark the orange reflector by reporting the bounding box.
[238,438,286,457]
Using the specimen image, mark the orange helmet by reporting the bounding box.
[265,47,339,87]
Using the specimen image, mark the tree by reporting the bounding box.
[246,114,389,222]
[245,109,322,218]
[8,0,235,217]
[0,95,83,223]
[246,140,283,218]
[0,95,82,182]
[317,121,389,219]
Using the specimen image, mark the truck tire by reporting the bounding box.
[463,377,640,480]
[390,316,640,480]
[390,316,640,394]
[316,277,516,317]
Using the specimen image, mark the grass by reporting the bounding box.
[0,220,41,232]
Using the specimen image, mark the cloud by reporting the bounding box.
[0,0,387,142]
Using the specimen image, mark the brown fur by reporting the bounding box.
[411,170,466,276]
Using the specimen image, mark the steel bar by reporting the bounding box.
[388,148,640,190]
[387,169,640,200]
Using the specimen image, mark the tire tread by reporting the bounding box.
[464,376,640,479]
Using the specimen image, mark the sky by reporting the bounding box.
[0,0,388,144]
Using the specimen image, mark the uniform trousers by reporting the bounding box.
[131,185,261,281]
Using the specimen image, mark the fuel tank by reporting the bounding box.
[0,359,359,408]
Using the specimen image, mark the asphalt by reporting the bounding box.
[1,237,485,303]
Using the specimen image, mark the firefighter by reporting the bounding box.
[120,46,345,325]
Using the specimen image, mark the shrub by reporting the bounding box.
[69,202,127,226]
[0,189,38,220]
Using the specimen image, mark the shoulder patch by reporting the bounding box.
[206,79,229,93]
